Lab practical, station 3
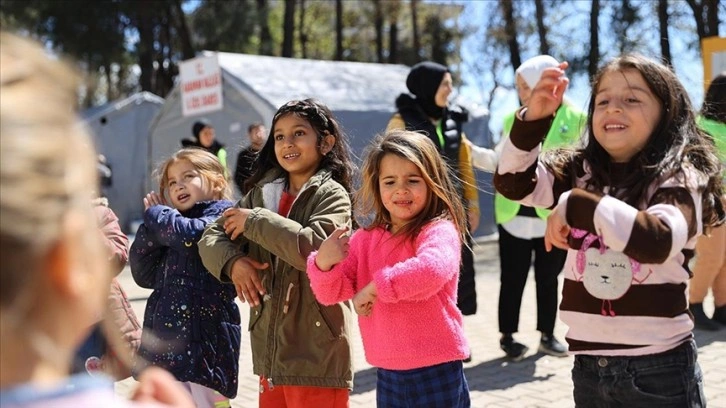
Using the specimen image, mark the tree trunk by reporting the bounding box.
[389,21,399,64]
[388,0,400,63]
[705,0,719,37]
[588,0,600,80]
[104,61,114,101]
[373,0,384,63]
[411,0,420,62]
[136,1,154,92]
[335,0,343,60]
[282,0,295,57]
[501,0,521,74]
[685,0,720,39]
[533,0,550,55]
[658,0,672,66]
[298,0,307,58]
[257,0,273,55]
[172,0,195,60]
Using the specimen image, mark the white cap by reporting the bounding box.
[515,55,559,88]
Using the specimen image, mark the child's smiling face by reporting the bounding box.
[592,68,662,163]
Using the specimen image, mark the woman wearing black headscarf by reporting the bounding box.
[386,61,480,326]
[181,119,228,170]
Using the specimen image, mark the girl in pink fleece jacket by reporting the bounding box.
[307,129,471,407]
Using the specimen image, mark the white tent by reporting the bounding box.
[82,92,164,231]
[148,52,495,235]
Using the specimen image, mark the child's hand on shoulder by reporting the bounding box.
[315,226,350,271]
[223,207,253,240]
[353,281,377,317]
[545,204,570,252]
[143,191,166,210]
[524,61,570,121]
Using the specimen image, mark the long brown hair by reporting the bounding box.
[546,54,724,230]
[356,129,467,242]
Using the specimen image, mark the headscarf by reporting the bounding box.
[191,119,211,140]
[405,61,449,120]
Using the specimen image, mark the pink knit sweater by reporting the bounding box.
[306,219,469,370]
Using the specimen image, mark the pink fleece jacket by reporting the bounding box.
[306,219,469,370]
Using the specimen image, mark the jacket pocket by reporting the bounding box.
[248,302,264,331]
[312,301,344,340]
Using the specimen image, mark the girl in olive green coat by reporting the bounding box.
[199,99,355,408]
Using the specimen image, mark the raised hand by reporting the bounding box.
[131,367,195,407]
[524,61,570,121]
[223,207,253,240]
[353,281,377,317]
[143,191,166,210]
[545,205,570,252]
[315,226,350,271]
[229,256,269,306]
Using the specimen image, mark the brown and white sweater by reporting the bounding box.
[494,115,704,356]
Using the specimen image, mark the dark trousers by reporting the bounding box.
[457,232,477,316]
[572,340,705,407]
[377,360,470,408]
[497,224,566,334]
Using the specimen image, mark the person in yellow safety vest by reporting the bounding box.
[689,71,726,331]
[466,55,587,361]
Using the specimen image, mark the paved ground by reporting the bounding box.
[116,236,726,407]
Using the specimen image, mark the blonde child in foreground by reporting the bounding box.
[307,130,471,407]
[199,99,356,408]
[130,149,239,407]
[493,54,724,407]
[0,32,192,408]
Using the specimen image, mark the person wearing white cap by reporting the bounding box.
[467,55,587,360]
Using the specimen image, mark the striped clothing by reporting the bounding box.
[493,116,701,356]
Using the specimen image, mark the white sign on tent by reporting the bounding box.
[179,55,223,116]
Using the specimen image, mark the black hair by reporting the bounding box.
[244,98,355,196]
[702,72,726,123]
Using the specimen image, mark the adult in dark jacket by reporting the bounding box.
[233,122,267,195]
[181,120,228,170]
[386,61,480,321]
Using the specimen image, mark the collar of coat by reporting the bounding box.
[258,168,333,214]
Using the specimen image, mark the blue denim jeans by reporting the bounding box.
[572,340,706,407]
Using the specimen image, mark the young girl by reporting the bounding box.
[0,31,192,408]
[306,130,471,407]
[130,148,240,407]
[199,98,356,408]
[493,54,724,406]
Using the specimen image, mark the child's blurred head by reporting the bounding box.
[703,72,726,123]
[357,130,466,239]
[249,99,354,194]
[192,119,215,148]
[157,148,230,210]
[515,55,559,105]
[247,122,267,150]
[0,32,109,373]
[586,54,695,166]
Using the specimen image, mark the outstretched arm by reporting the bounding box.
[373,220,461,303]
[306,227,359,305]
[549,171,704,264]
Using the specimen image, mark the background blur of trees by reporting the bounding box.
[0,0,722,110]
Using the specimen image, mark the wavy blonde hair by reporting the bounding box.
[155,148,232,203]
